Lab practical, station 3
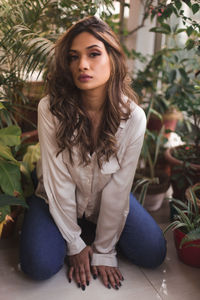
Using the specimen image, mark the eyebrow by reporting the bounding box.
[69,44,102,52]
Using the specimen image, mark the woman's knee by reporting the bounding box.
[20,246,65,281]
[138,235,167,268]
[121,231,167,269]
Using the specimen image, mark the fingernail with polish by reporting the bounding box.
[122,276,124,281]
[86,280,90,286]
[115,284,119,290]
[78,283,81,288]
[81,285,86,291]
[107,283,111,289]
[93,274,97,279]
[68,278,71,283]
[119,281,122,287]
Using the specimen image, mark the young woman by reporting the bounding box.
[20,16,166,291]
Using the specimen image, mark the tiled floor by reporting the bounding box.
[1,189,200,300]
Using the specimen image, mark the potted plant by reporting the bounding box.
[164,185,200,268]
[0,124,40,238]
[164,57,200,200]
[132,48,183,139]
[133,125,170,211]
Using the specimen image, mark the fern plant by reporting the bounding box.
[164,185,200,248]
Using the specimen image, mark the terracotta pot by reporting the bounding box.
[174,228,200,268]
[147,109,182,138]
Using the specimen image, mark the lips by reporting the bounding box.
[78,74,92,82]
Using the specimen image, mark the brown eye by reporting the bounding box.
[68,55,78,62]
[89,52,101,58]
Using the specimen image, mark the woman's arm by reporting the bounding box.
[91,105,146,287]
[38,97,86,255]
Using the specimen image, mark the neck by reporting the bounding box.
[81,87,107,113]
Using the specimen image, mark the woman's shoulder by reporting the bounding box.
[119,98,146,140]
[130,101,146,124]
[38,95,50,112]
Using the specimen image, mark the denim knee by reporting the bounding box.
[20,251,65,281]
[119,194,167,268]
[123,232,167,269]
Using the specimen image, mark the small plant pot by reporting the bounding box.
[143,192,166,211]
[174,228,200,268]
[135,172,170,212]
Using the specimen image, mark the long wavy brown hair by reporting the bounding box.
[47,16,137,167]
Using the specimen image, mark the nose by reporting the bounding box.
[78,55,89,71]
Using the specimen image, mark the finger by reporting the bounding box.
[68,266,74,283]
[106,268,117,289]
[111,269,121,287]
[79,265,86,290]
[91,266,98,279]
[85,259,91,285]
[98,267,110,288]
[75,267,81,288]
[114,267,124,281]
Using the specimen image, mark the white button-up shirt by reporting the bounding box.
[36,96,146,267]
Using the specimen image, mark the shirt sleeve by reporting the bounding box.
[37,97,86,256]
[91,106,146,267]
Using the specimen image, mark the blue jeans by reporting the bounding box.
[19,194,166,280]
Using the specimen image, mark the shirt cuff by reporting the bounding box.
[91,253,118,267]
[67,237,86,256]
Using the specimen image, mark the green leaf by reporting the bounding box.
[182,0,192,8]
[0,161,23,196]
[0,205,10,223]
[22,143,40,172]
[161,23,171,33]
[174,0,182,10]
[150,27,170,34]
[179,68,189,81]
[169,70,177,83]
[185,38,196,50]
[0,126,21,146]
[0,194,27,208]
[0,144,17,162]
[154,126,165,167]
[175,28,186,34]
[138,182,150,206]
[166,84,179,99]
[186,26,193,37]
[0,102,6,110]
[192,3,199,14]
[149,109,162,121]
[180,228,200,248]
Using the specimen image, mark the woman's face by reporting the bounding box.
[68,32,111,93]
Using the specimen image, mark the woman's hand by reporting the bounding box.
[91,265,124,289]
[68,246,93,290]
